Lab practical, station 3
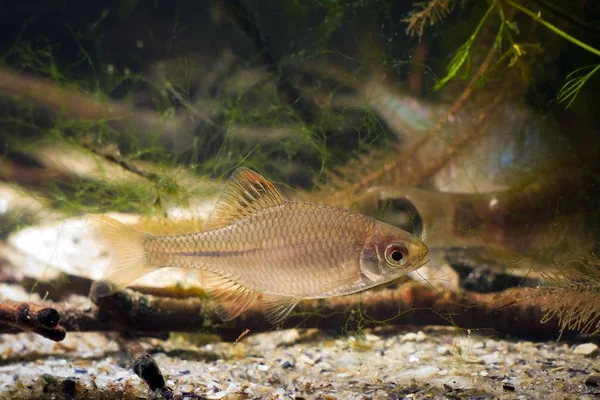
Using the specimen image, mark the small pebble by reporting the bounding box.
[337,353,360,366]
[415,331,427,342]
[365,334,380,342]
[279,329,301,345]
[444,377,472,390]
[503,383,516,391]
[300,354,315,365]
[584,375,600,387]
[400,333,418,342]
[573,343,598,356]
[413,366,439,380]
[481,353,502,365]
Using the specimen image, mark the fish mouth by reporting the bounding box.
[411,253,430,271]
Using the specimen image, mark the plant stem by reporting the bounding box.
[505,0,600,57]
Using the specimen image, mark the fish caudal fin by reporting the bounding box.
[88,215,157,293]
[262,294,301,324]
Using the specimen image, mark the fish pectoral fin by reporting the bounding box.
[317,272,361,295]
[204,167,285,231]
[261,294,301,324]
[198,271,259,321]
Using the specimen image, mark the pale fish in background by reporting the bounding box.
[90,168,429,324]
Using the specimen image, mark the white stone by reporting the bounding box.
[400,333,418,342]
[573,343,598,356]
[415,331,428,342]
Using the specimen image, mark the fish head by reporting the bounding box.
[359,221,429,283]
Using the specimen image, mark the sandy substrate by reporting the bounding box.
[0,326,598,399]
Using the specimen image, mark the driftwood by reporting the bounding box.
[0,301,65,341]
[0,281,569,343]
[90,282,564,341]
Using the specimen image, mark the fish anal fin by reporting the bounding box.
[204,167,285,231]
[262,294,301,324]
[198,271,259,321]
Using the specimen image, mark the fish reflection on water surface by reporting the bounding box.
[90,168,429,323]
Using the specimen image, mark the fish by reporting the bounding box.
[90,168,429,324]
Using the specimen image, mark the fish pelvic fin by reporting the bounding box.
[262,294,301,324]
[204,167,285,231]
[198,271,259,321]
[88,215,157,293]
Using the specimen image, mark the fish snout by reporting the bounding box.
[408,240,429,265]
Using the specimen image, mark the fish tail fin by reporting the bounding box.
[88,215,157,293]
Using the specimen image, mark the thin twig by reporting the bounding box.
[506,0,600,56]
[532,0,600,34]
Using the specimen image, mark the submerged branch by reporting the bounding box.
[30,281,566,341]
[0,301,65,341]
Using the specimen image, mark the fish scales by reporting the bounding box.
[145,203,374,297]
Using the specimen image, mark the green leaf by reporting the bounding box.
[434,1,498,91]
[434,38,474,91]
[557,64,600,108]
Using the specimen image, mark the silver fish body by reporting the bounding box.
[146,202,426,297]
[91,168,429,323]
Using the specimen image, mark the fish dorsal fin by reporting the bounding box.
[204,167,285,231]
[262,294,301,324]
[198,271,259,321]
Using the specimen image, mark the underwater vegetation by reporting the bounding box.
[0,0,599,397]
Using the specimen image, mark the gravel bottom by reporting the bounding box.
[0,327,598,399]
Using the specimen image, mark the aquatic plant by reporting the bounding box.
[407,0,600,105]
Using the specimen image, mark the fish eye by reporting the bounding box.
[384,243,409,266]
[391,250,403,262]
